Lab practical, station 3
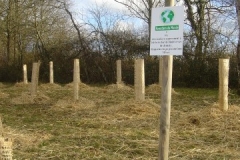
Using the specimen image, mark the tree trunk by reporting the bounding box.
[236,0,240,94]
[184,0,207,59]
[237,40,240,95]
[6,0,12,63]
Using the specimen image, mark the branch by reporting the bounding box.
[56,0,87,57]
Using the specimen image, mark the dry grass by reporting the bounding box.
[0,83,239,159]
[52,96,96,111]
[64,82,90,90]
[11,92,51,105]
[170,104,240,159]
[146,84,179,95]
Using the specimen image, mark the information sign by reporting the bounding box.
[150,6,184,55]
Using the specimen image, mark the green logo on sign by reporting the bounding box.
[161,9,174,23]
[155,25,179,31]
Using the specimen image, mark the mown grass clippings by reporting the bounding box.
[0,83,239,159]
[11,92,51,105]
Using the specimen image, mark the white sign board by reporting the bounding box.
[150,6,184,55]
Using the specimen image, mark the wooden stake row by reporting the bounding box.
[0,117,12,160]
[23,58,229,105]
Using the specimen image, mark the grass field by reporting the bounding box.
[0,82,239,159]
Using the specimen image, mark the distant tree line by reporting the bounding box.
[0,0,238,89]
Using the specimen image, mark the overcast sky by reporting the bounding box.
[69,0,143,30]
[70,0,125,13]
[69,0,184,30]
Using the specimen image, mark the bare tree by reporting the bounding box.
[236,0,240,94]
[85,2,124,82]
[113,0,164,38]
[184,0,236,59]
[30,0,71,61]
[0,0,72,65]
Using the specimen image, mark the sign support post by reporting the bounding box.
[159,55,172,160]
[159,1,174,159]
[149,0,183,159]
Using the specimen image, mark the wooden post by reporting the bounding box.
[0,117,3,137]
[0,117,12,159]
[159,56,173,160]
[36,61,41,87]
[219,58,229,111]
[0,138,12,160]
[23,64,28,84]
[159,57,163,86]
[30,62,39,97]
[159,0,174,159]
[73,59,79,100]
[134,59,145,101]
[73,59,80,83]
[116,60,122,86]
[49,61,54,84]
